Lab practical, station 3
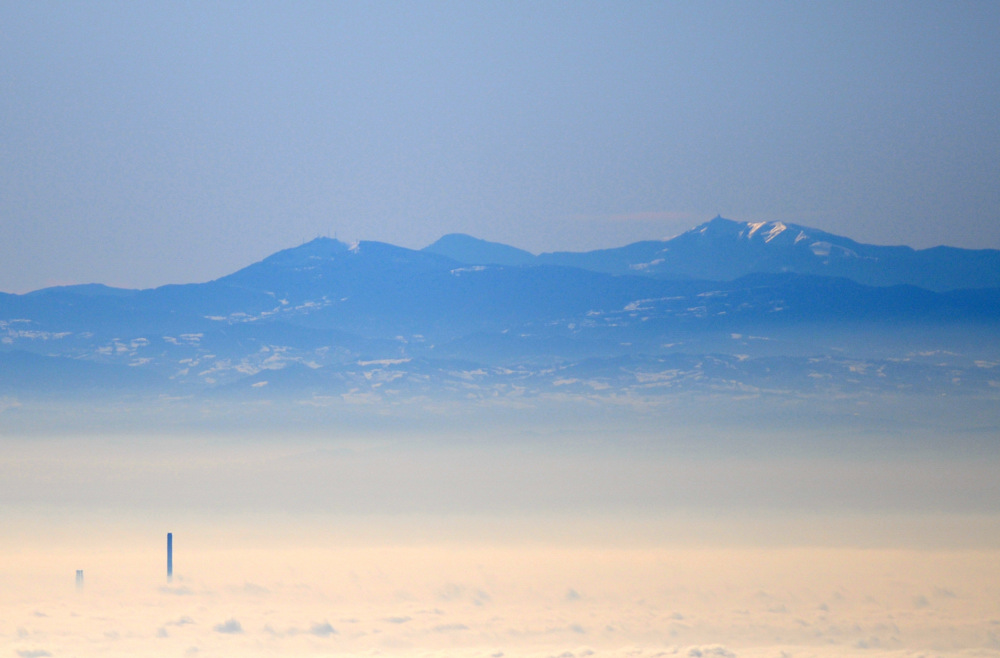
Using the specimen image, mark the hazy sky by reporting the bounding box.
[2,1,999,292]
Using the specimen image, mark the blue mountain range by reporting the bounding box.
[1,217,998,402]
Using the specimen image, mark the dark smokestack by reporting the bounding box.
[76,569,83,590]
[167,532,173,582]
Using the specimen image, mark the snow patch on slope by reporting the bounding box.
[745,221,788,242]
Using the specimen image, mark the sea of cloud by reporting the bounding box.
[1,424,999,657]
[4,535,1000,657]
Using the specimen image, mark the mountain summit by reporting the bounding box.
[425,217,1000,291]
[423,234,536,267]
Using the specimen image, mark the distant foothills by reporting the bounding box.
[1,217,999,404]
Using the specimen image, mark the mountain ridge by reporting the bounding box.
[423,216,1000,291]
[2,217,998,403]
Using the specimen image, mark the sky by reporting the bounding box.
[2,1,999,293]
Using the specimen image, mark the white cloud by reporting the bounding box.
[213,619,243,634]
[308,622,336,637]
[432,623,469,632]
[687,647,735,658]
[166,616,195,626]
[382,616,412,624]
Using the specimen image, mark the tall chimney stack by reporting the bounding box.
[167,532,173,583]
